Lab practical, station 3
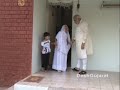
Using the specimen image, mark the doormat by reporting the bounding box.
[24,76,44,83]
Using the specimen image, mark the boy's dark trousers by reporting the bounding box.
[42,53,50,70]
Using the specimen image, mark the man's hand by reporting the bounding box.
[81,43,85,49]
[72,39,75,43]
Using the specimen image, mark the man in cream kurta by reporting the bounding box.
[72,15,93,75]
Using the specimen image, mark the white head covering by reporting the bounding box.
[61,25,66,31]
[60,25,71,44]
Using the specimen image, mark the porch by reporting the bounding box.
[7,69,119,90]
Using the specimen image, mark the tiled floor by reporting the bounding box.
[13,69,119,90]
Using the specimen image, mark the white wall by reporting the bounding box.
[72,0,119,72]
[32,0,47,73]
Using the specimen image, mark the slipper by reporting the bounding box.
[79,71,87,75]
[72,68,79,71]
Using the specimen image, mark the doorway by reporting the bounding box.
[47,6,72,67]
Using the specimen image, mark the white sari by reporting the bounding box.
[52,25,71,71]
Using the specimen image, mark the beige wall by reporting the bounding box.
[72,0,119,72]
[32,0,47,73]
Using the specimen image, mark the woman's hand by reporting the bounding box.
[55,42,58,47]
[51,42,57,47]
[67,42,72,47]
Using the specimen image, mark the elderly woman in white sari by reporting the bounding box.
[52,25,71,72]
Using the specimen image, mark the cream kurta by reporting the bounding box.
[75,20,93,59]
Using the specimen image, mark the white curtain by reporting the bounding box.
[48,0,73,7]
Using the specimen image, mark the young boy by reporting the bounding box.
[41,32,51,71]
